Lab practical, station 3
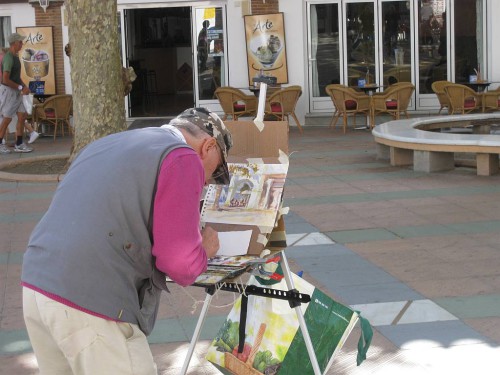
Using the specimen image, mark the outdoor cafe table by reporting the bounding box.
[462,81,491,93]
[351,85,380,130]
[247,85,280,97]
[356,84,382,96]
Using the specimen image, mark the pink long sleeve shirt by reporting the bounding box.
[152,147,208,286]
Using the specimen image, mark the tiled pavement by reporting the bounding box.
[1,125,500,374]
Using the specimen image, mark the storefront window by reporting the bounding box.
[346,2,375,87]
[306,0,486,113]
[381,1,411,87]
[196,7,225,100]
[0,17,11,48]
[309,3,340,97]
[418,0,446,94]
[454,0,483,83]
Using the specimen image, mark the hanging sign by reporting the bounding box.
[16,26,56,95]
[244,13,288,86]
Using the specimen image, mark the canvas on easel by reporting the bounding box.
[201,120,289,259]
[187,121,290,286]
[201,161,288,256]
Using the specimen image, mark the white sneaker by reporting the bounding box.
[0,143,11,154]
[28,131,39,144]
[14,143,33,153]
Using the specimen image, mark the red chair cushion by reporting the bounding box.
[345,100,357,110]
[464,99,476,108]
[386,100,398,109]
[271,103,282,112]
[233,103,246,111]
[44,109,56,118]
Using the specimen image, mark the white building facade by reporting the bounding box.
[2,0,499,127]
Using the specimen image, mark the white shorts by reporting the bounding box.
[0,84,26,119]
[23,287,158,375]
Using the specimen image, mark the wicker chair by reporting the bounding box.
[33,94,73,140]
[264,85,303,132]
[480,86,500,112]
[443,83,480,115]
[371,82,415,126]
[325,84,371,133]
[214,87,258,120]
[431,80,452,114]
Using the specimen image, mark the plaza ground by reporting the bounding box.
[0,124,499,374]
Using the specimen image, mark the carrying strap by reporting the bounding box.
[237,294,249,353]
[355,312,373,366]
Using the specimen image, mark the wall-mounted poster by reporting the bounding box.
[244,13,288,85]
[16,26,55,95]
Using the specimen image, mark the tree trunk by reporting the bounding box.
[65,0,126,162]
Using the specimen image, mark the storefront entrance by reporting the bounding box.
[121,4,227,118]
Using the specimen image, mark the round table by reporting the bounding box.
[463,81,491,93]
[357,84,381,96]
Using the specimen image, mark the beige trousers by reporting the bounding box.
[23,287,157,375]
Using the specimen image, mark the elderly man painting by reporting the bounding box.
[22,108,233,374]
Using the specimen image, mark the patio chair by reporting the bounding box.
[264,85,303,133]
[443,83,481,115]
[371,82,415,126]
[33,94,73,140]
[214,87,258,120]
[480,86,500,112]
[325,84,371,133]
[431,80,453,114]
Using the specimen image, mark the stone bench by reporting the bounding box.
[372,114,500,176]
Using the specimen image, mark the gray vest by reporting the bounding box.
[22,128,189,335]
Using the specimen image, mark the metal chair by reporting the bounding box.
[264,85,303,133]
[33,94,73,140]
[214,87,258,120]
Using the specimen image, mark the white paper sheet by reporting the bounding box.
[217,230,253,256]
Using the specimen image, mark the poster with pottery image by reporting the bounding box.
[244,13,288,85]
[16,26,55,95]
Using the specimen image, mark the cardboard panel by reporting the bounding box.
[225,121,288,158]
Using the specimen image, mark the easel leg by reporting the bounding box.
[179,292,214,375]
[280,252,323,375]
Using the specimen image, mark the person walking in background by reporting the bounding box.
[197,20,210,71]
[0,44,38,147]
[0,33,34,153]
[1,119,38,146]
[22,107,232,374]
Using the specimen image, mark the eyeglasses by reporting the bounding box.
[211,141,228,182]
[212,143,223,173]
[211,139,222,164]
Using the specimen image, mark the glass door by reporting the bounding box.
[379,1,413,87]
[121,6,194,118]
[305,0,486,114]
[344,1,377,88]
[417,0,447,96]
[452,0,485,84]
[307,1,342,112]
[194,6,227,103]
